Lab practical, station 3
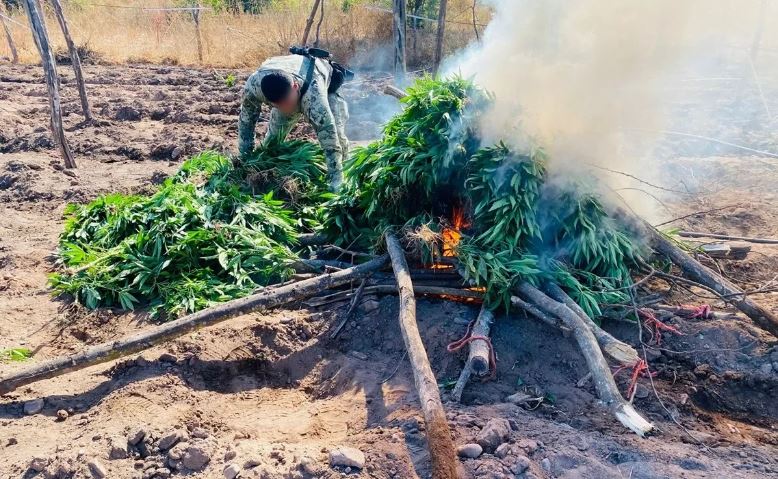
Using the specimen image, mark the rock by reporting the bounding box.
[109,438,129,460]
[541,457,551,473]
[506,392,533,405]
[56,409,69,421]
[360,299,380,313]
[128,428,147,446]
[115,106,142,121]
[88,459,108,479]
[29,456,50,472]
[517,438,539,454]
[171,147,183,160]
[633,384,650,399]
[494,443,513,459]
[510,455,532,475]
[224,449,237,461]
[223,463,241,479]
[759,363,773,375]
[158,431,182,451]
[182,445,211,471]
[167,443,186,461]
[23,398,45,415]
[150,108,171,121]
[159,352,178,363]
[190,427,209,439]
[156,468,172,479]
[299,456,318,475]
[329,446,366,469]
[476,418,511,452]
[456,443,483,458]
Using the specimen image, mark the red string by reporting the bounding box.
[638,308,682,345]
[447,320,497,378]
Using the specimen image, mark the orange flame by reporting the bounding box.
[441,205,469,257]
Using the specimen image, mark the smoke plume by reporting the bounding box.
[444,0,771,220]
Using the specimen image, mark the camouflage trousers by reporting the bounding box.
[327,92,349,191]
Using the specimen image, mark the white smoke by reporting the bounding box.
[443,0,771,220]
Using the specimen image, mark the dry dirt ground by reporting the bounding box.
[1,63,777,479]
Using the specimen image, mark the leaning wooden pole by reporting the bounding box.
[648,227,778,338]
[516,282,654,437]
[385,233,459,479]
[0,255,389,394]
[191,4,204,63]
[432,0,447,75]
[451,303,493,402]
[49,0,91,121]
[300,0,321,45]
[23,0,76,169]
[1,5,19,63]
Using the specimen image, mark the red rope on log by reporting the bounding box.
[447,320,497,378]
[639,308,682,345]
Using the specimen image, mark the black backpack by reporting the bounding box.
[289,46,354,95]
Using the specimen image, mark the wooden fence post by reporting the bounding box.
[301,0,321,45]
[23,0,76,168]
[392,0,406,80]
[191,4,203,63]
[1,4,19,63]
[433,0,447,75]
[49,0,91,121]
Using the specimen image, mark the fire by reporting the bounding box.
[441,205,469,257]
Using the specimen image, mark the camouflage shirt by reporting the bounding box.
[238,55,343,174]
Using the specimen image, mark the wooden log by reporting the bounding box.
[297,232,328,246]
[433,0,447,75]
[543,282,639,367]
[383,84,408,100]
[191,4,203,63]
[678,230,778,245]
[516,282,654,436]
[510,295,570,334]
[0,255,389,394]
[385,233,459,479]
[300,0,321,45]
[451,303,493,402]
[23,0,76,169]
[1,4,19,63]
[392,0,406,80]
[49,0,91,121]
[649,227,778,337]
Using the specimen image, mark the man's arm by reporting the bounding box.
[263,108,300,146]
[302,78,343,190]
[238,83,262,157]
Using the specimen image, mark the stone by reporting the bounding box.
[517,438,539,454]
[510,455,532,475]
[541,457,551,473]
[115,106,142,121]
[223,463,241,479]
[190,427,209,439]
[171,147,183,160]
[329,446,366,469]
[128,428,147,446]
[182,445,211,471]
[109,438,129,460]
[23,398,45,415]
[156,468,172,479]
[88,459,108,479]
[494,443,513,459]
[29,456,50,472]
[224,449,237,461]
[360,299,380,313]
[56,409,69,421]
[158,432,182,451]
[633,384,650,399]
[167,443,186,461]
[456,443,483,458]
[299,456,318,475]
[159,353,178,363]
[476,418,512,452]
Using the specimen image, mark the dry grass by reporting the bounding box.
[1,0,489,69]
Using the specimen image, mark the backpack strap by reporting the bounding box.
[298,56,317,99]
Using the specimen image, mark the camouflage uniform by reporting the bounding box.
[238,55,349,190]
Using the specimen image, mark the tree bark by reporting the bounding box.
[301,0,321,45]
[392,0,406,80]
[0,255,389,394]
[49,0,91,121]
[649,227,778,338]
[23,0,76,169]
[386,233,459,479]
[383,84,408,99]
[433,0,447,75]
[516,282,654,436]
[1,4,19,63]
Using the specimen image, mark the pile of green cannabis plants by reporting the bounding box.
[321,77,646,316]
[50,141,328,318]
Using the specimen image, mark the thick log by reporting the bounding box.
[510,295,570,334]
[392,0,406,79]
[543,282,639,367]
[451,303,493,402]
[1,5,19,63]
[0,255,389,395]
[383,84,408,100]
[49,0,91,121]
[649,228,778,337]
[516,282,654,436]
[386,233,459,479]
[433,0,448,75]
[297,232,328,246]
[23,0,76,168]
